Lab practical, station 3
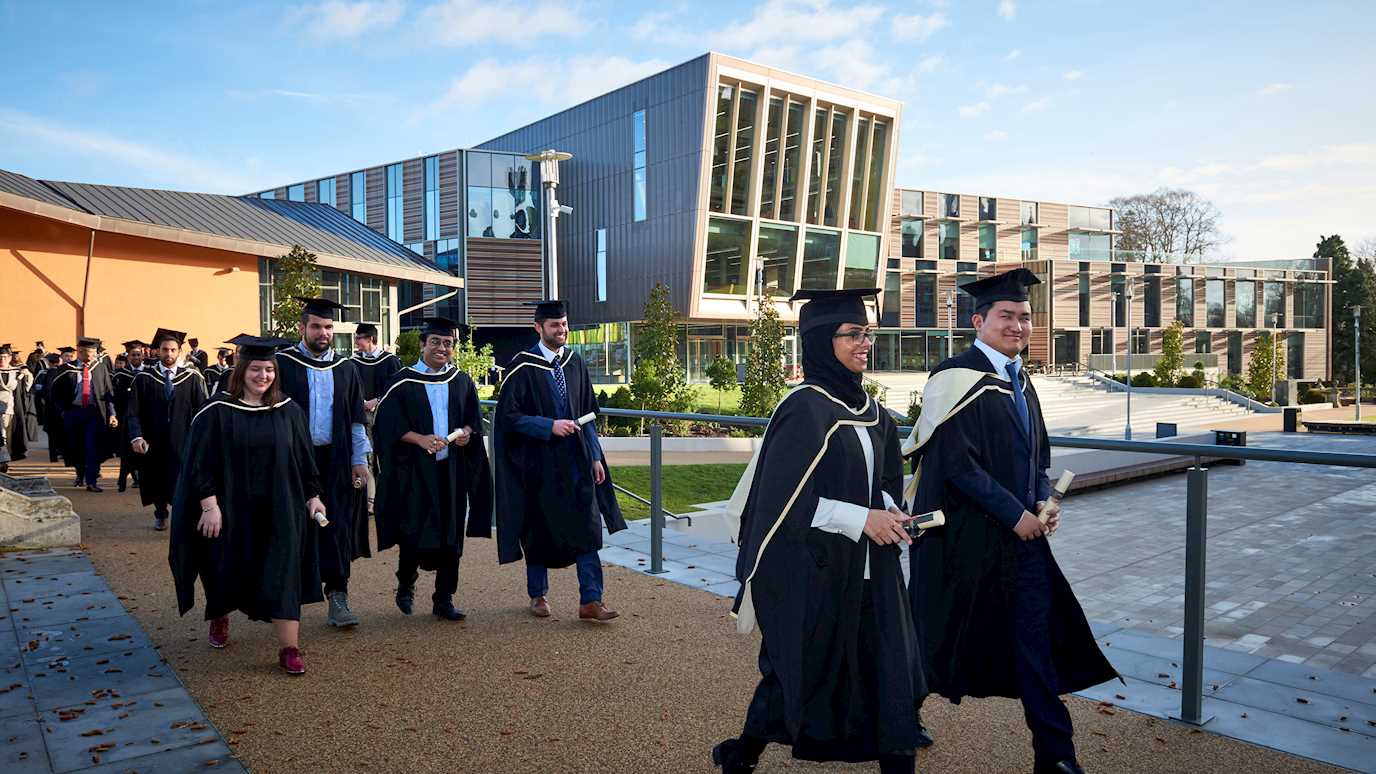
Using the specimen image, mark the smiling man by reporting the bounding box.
[903,268,1116,774]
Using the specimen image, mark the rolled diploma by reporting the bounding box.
[312,511,329,527]
[446,427,470,443]
[576,412,596,426]
[1036,470,1075,526]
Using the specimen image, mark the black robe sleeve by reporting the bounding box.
[461,377,494,538]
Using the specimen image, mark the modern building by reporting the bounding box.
[0,169,458,355]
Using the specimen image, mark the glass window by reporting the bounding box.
[1069,206,1112,230]
[260,190,275,199]
[823,109,848,227]
[1143,276,1161,327]
[386,163,403,241]
[704,217,749,295]
[1176,277,1194,326]
[350,171,365,222]
[1236,279,1256,327]
[466,186,493,237]
[800,228,841,289]
[1227,331,1243,373]
[779,100,804,221]
[914,273,937,327]
[318,178,336,208]
[900,189,923,216]
[1133,328,1150,354]
[1206,278,1225,327]
[881,272,900,327]
[709,85,733,213]
[424,156,439,241]
[806,108,827,224]
[1196,331,1211,354]
[1111,275,1126,326]
[757,223,798,296]
[1293,282,1325,328]
[956,276,976,326]
[979,196,996,221]
[1091,328,1114,355]
[848,116,870,230]
[490,185,516,239]
[633,109,647,222]
[1078,272,1090,327]
[1069,232,1111,261]
[978,224,996,261]
[939,222,958,260]
[843,233,880,289]
[864,121,888,232]
[1020,201,1038,224]
[1287,332,1304,378]
[1021,227,1038,259]
[730,90,757,216]
[596,228,608,302]
[943,193,960,218]
[287,183,304,202]
[759,97,783,220]
[900,217,923,258]
[1264,281,1285,327]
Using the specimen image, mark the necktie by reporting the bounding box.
[1006,360,1030,437]
[81,364,91,407]
[551,355,568,406]
[163,368,174,401]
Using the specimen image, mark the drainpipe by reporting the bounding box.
[79,229,95,336]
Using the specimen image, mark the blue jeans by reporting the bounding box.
[526,552,603,605]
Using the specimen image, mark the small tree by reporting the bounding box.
[395,330,421,366]
[1154,320,1185,387]
[267,245,321,337]
[632,283,690,415]
[740,291,788,418]
[1247,332,1286,403]
[704,356,736,412]
[452,328,496,386]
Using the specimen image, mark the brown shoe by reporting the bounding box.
[529,596,551,618]
[578,600,619,622]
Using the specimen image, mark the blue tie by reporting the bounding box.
[552,356,568,406]
[163,368,174,401]
[1006,360,1030,437]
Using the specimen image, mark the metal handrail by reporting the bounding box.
[611,483,690,524]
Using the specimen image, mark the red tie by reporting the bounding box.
[82,364,92,407]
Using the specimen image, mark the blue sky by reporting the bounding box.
[2,0,1373,260]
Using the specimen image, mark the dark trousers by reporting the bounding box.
[526,551,603,605]
[314,443,350,595]
[63,406,103,485]
[395,465,460,604]
[1014,539,1076,765]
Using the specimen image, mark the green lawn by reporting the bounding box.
[611,463,747,520]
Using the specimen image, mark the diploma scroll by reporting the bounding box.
[312,511,329,527]
[576,412,597,426]
[1036,470,1075,526]
[446,427,470,443]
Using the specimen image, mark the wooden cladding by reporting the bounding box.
[439,152,459,238]
[465,237,543,326]
[403,158,424,244]
[365,168,385,233]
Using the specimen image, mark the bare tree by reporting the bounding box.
[1356,237,1376,265]
[1108,188,1223,261]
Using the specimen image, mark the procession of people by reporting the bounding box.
[12,267,1114,771]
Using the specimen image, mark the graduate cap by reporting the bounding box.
[58,346,76,354]
[46,352,62,362]
[420,317,464,340]
[960,268,1041,308]
[789,287,880,335]
[354,322,379,338]
[151,328,186,347]
[525,299,567,321]
[216,347,231,355]
[122,339,148,351]
[225,334,291,360]
[77,336,101,349]
[0,344,11,355]
[294,296,347,321]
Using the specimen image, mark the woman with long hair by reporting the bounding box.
[168,336,326,675]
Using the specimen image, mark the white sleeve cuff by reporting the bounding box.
[881,490,897,511]
[812,498,868,543]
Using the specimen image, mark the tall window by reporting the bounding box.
[1196,331,1211,354]
[822,110,848,227]
[760,97,783,219]
[779,100,804,221]
[1176,277,1195,326]
[1143,277,1161,327]
[260,190,275,200]
[914,274,937,327]
[758,224,799,295]
[709,85,734,213]
[595,228,608,302]
[1227,332,1243,373]
[956,276,976,326]
[386,163,403,241]
[318,178,336,208]
[424,156,439,241]
[942,193,960,218]
[1264,281,1285,327]
[881,273,901,328]
[1206,278,1225,327]
[848,116,871,230]
[1236,279,1256,327]
[1111,275,1126,326]
[1287,333,1304,378]
[863,121,888,232]
[939,222,958,260]
[900,217,925,259]
[731,91,757,216]
[801,228,841,289]
[632,109,647,222]
[979,196,996,221]
[1293,282,1324,328]
[350,171,365,222]
[704,217,749,294]
[978,224,996,261]
[287,183,305,202]
[1020,201,1038,224]
[1021,227,1038,260]
[1078,270,1090,327]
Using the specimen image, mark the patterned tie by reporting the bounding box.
[1006,360,1030,437]
[551,354,568,406]
[163,367,174,401]
[81,364,91,407]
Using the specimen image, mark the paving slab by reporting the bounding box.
[18,616,152,666]
[0,655,36,719]
[76,742,244,774]
[0,714,48,773]
[1247,657,1376,708]
[1211,676,1376,739]
[5,572,107,602]
[39,686,226,773]
[1,552,96,581]
[28,645,182,712]
[1201,696,1376,773]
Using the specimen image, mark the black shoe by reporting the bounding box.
[395,586,415,616]
[711,739,757,774]
[86,484,103,493]
[74,477,84,487]
[432,602,466,621]
[915,723,934,749]
[1035,761,1086,774]
[117,479,127,493]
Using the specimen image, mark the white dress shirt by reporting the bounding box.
[809,425,898,580]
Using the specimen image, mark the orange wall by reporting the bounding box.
[1,209,259,355]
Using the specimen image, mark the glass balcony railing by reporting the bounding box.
[1067,248,1320,271]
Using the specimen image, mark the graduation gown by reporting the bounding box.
[351,352,402,402]
[48,358,117,471]
[38,364,68,462]
[126,367,209,507]
[905,347,1116,702]
[0,367,39,462]
[112,366,141,470]
[493,348,626,568]
[274,348,370,573]
[728,384,923,762]
[372,366,493,565]
[169,396,323,622]
[203,364,230,395]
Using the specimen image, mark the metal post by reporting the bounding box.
[945,289,954,360]
[524,150,573,300]
[648,421,666,574]
[1125,277,1134,440]
[1111,291,1119,381]
[1177,462,1212,725]
[1356,306,1362,421]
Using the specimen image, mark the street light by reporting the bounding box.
[524,149,574,300]
[1125,276,1134,440]
[1356,305,1363,421]
[1270,312,1281,405]
[945,289,955,361]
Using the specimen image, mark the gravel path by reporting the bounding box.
[48,462,1341,774]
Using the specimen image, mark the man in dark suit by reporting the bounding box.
[50,337,118,491]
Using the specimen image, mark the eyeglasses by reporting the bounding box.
[832,329,877,344]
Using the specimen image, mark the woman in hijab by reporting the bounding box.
[714,288,926,773]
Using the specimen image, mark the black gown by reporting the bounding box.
[372,366,493,566]
[351,352,402,402]
[731,384,924,762]
[203,364,230,395]
[1,366,39,462]
[169,395,323,621]
[126,367,209,508]
[47,358,116,472]
[493,348,626,568]
[112,366,141,476]
[38,364,68,462]
[907,347,1117,702]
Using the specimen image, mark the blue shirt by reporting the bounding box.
[414,359,453,461]
[510,343,602,462]
[296,342,370,466]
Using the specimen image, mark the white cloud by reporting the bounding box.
[997,0,1017,20]
[711,0,886,49]
[0,108,261,193]
[1022,98,1049,113]
[419,0,588,47]
[985,82,1028,98]
[629,11,699,47]
[225,88,382,107]
[1254,142,1376,172]
[1002,48,1021,62]
[958,101,990,117]
[291,0,403,41]
[984,129,1009,142]
[1063,69,1085,81]
[892,11,949,42]
[420,55,672,119]
[1257,82,1293,97]
[918,55,945,74]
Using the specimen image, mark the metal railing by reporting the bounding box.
[478,400,1376,726]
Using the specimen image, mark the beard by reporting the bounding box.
[305,337,331,355]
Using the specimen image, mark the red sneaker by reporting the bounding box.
[207,616,229,649]
[279,646,305,675]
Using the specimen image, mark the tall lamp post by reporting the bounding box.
[945,289,955,361]
[524,149,573,300]
[1270,313,1280,405]
[1125,276,1134,440]
[1356,305,1363,421]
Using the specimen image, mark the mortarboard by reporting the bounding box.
[226,334,292,360]
[294,296,347,321]
[0,344,11,355]
[151,328,186,347]
[216,347,231,355]
[959,268,1041,308]
[525,299,567,321]
[354,323,379,338]
[420,317,463,339]
[77,336,101,349]
[789,287,880,335]
[58,346,76,354]
[122,339,147,351]
[46,353,62,362]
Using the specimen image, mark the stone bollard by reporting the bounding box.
[0,473,81,549]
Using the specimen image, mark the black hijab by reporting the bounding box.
[801,324,868,411]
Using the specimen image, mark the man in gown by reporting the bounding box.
[128,329,209,530]
[905,268,1117,774]
[351,322,400,512]
[112,340,147,492]
[373,317,492,621]
[494,300,626,622]
[49,338,118,490]
[204,348,232,394]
